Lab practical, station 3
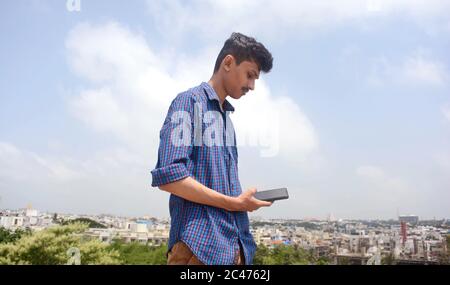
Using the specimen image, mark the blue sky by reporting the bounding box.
[1,0,450,219]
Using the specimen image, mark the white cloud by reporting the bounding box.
[368,50,449,87]
[0,21,324,215]
[355,165,385,180]
[3,3,449,219]
[433,150,450,180]
[146,0,450,41]
[356,165,408,191]
[402,53,448,85]
[442,104,450,122]
[3,21,317,216]
[232,81,318,159]
[354,165,412,215]
[0,141,81,183]
[65,21,318,160]
[66,22,184,154]
[0,140,169,215]
[70,88,129,134]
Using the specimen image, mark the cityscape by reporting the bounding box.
[1,206,449,265]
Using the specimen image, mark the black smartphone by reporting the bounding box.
[254,188,289,202]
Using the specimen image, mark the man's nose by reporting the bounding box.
[248,80,255,91]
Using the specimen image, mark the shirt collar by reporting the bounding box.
[201,82,235,112]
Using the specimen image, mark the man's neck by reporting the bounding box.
[207,76,227,107]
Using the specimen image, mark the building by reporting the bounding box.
[399,215,419,226]
[0,216,24,229]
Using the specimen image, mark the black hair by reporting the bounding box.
[213,32,273,74]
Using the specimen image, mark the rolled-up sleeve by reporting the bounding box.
[151,93,194,187]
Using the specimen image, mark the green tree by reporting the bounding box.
[108,240,167,265]
[52,213,59,224]
[447,234,450,252]
[381,253,395,265]
[0,223,120,265]
[315,256,331,265]
[0,227,32,244]
[253,244,273,265]
[337,256,351,265]
[253,244,313,265]
[62,218,107,229]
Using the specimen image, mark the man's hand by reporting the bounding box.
[159,177,272,213]
[230,188,273,212]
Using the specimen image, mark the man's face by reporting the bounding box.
[223,57,260,100]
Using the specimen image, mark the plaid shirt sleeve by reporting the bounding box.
[151,93,194,187]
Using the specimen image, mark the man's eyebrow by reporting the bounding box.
[251,70,259,79]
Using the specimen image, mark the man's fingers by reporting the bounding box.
[245,188,257,197]
[258,200,272,207]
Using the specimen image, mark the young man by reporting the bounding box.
[151,32,274,265]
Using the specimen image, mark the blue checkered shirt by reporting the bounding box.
[151,82,257,265]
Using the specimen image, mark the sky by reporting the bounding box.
[1,0,450,220]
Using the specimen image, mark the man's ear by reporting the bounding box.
[222,55,234,72]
